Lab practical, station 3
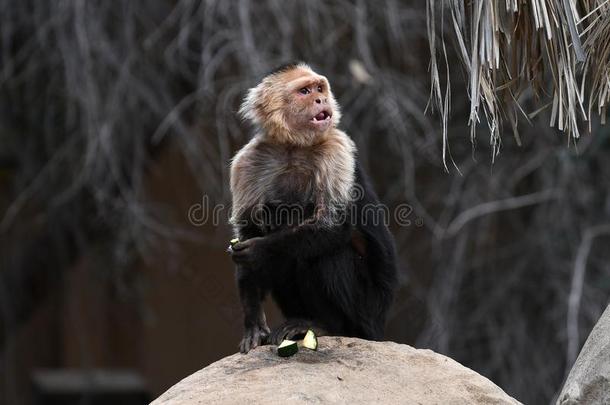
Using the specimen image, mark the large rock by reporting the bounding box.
[153,336,520,404]
[558,305,610,405]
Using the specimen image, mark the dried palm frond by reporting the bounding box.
[582,1,610,126]
[427,0,610,165]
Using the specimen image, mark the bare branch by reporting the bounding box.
[566,223,610,366]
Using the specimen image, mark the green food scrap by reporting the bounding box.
[302,329,318,350]
[277,339,298,357]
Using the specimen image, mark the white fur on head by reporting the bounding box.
[238,63,341,141]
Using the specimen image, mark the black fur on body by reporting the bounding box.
[229,64,398,353]
[230,147,398,352]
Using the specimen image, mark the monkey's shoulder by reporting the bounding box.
[231,130,356,179]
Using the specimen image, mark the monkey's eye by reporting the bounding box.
[317,85,323,92]
[299,87,310,95]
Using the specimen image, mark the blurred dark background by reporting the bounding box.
[0,1,609,404]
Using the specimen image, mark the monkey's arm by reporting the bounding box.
[271,220,352,257]
[235,264,270,353]
[231,220,352,264]
[233,159,395,263]
[231,221,270,353]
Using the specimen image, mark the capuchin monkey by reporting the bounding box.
[229,62,397,353]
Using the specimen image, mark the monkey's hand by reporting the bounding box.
[230,237,269,266]
[239,323,270,353]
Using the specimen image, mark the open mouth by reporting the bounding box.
[311,110,331,122]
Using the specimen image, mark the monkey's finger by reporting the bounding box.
[231,240,250,251]
[230,247,249,257]
[239,337,250,353]
[230,250,253,265]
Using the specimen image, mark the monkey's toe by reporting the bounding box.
[269,320,322,345]
[239,325,270,353]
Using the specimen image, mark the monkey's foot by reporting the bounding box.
[239,324,270,354]
[269,319,326,345]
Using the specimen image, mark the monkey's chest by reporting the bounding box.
[268,164,316,202]
[230,137,355,231]
[260,161,318,230]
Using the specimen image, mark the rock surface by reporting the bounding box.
[152,336,521,404]
[558,304,610,405]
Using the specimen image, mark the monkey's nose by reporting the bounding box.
[315,98,321,104]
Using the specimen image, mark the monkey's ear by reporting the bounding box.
[239,84,264,126]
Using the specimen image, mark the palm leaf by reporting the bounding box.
[427,0,610,166]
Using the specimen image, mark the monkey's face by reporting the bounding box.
[240,64,342,142]
[282,69,335,133]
